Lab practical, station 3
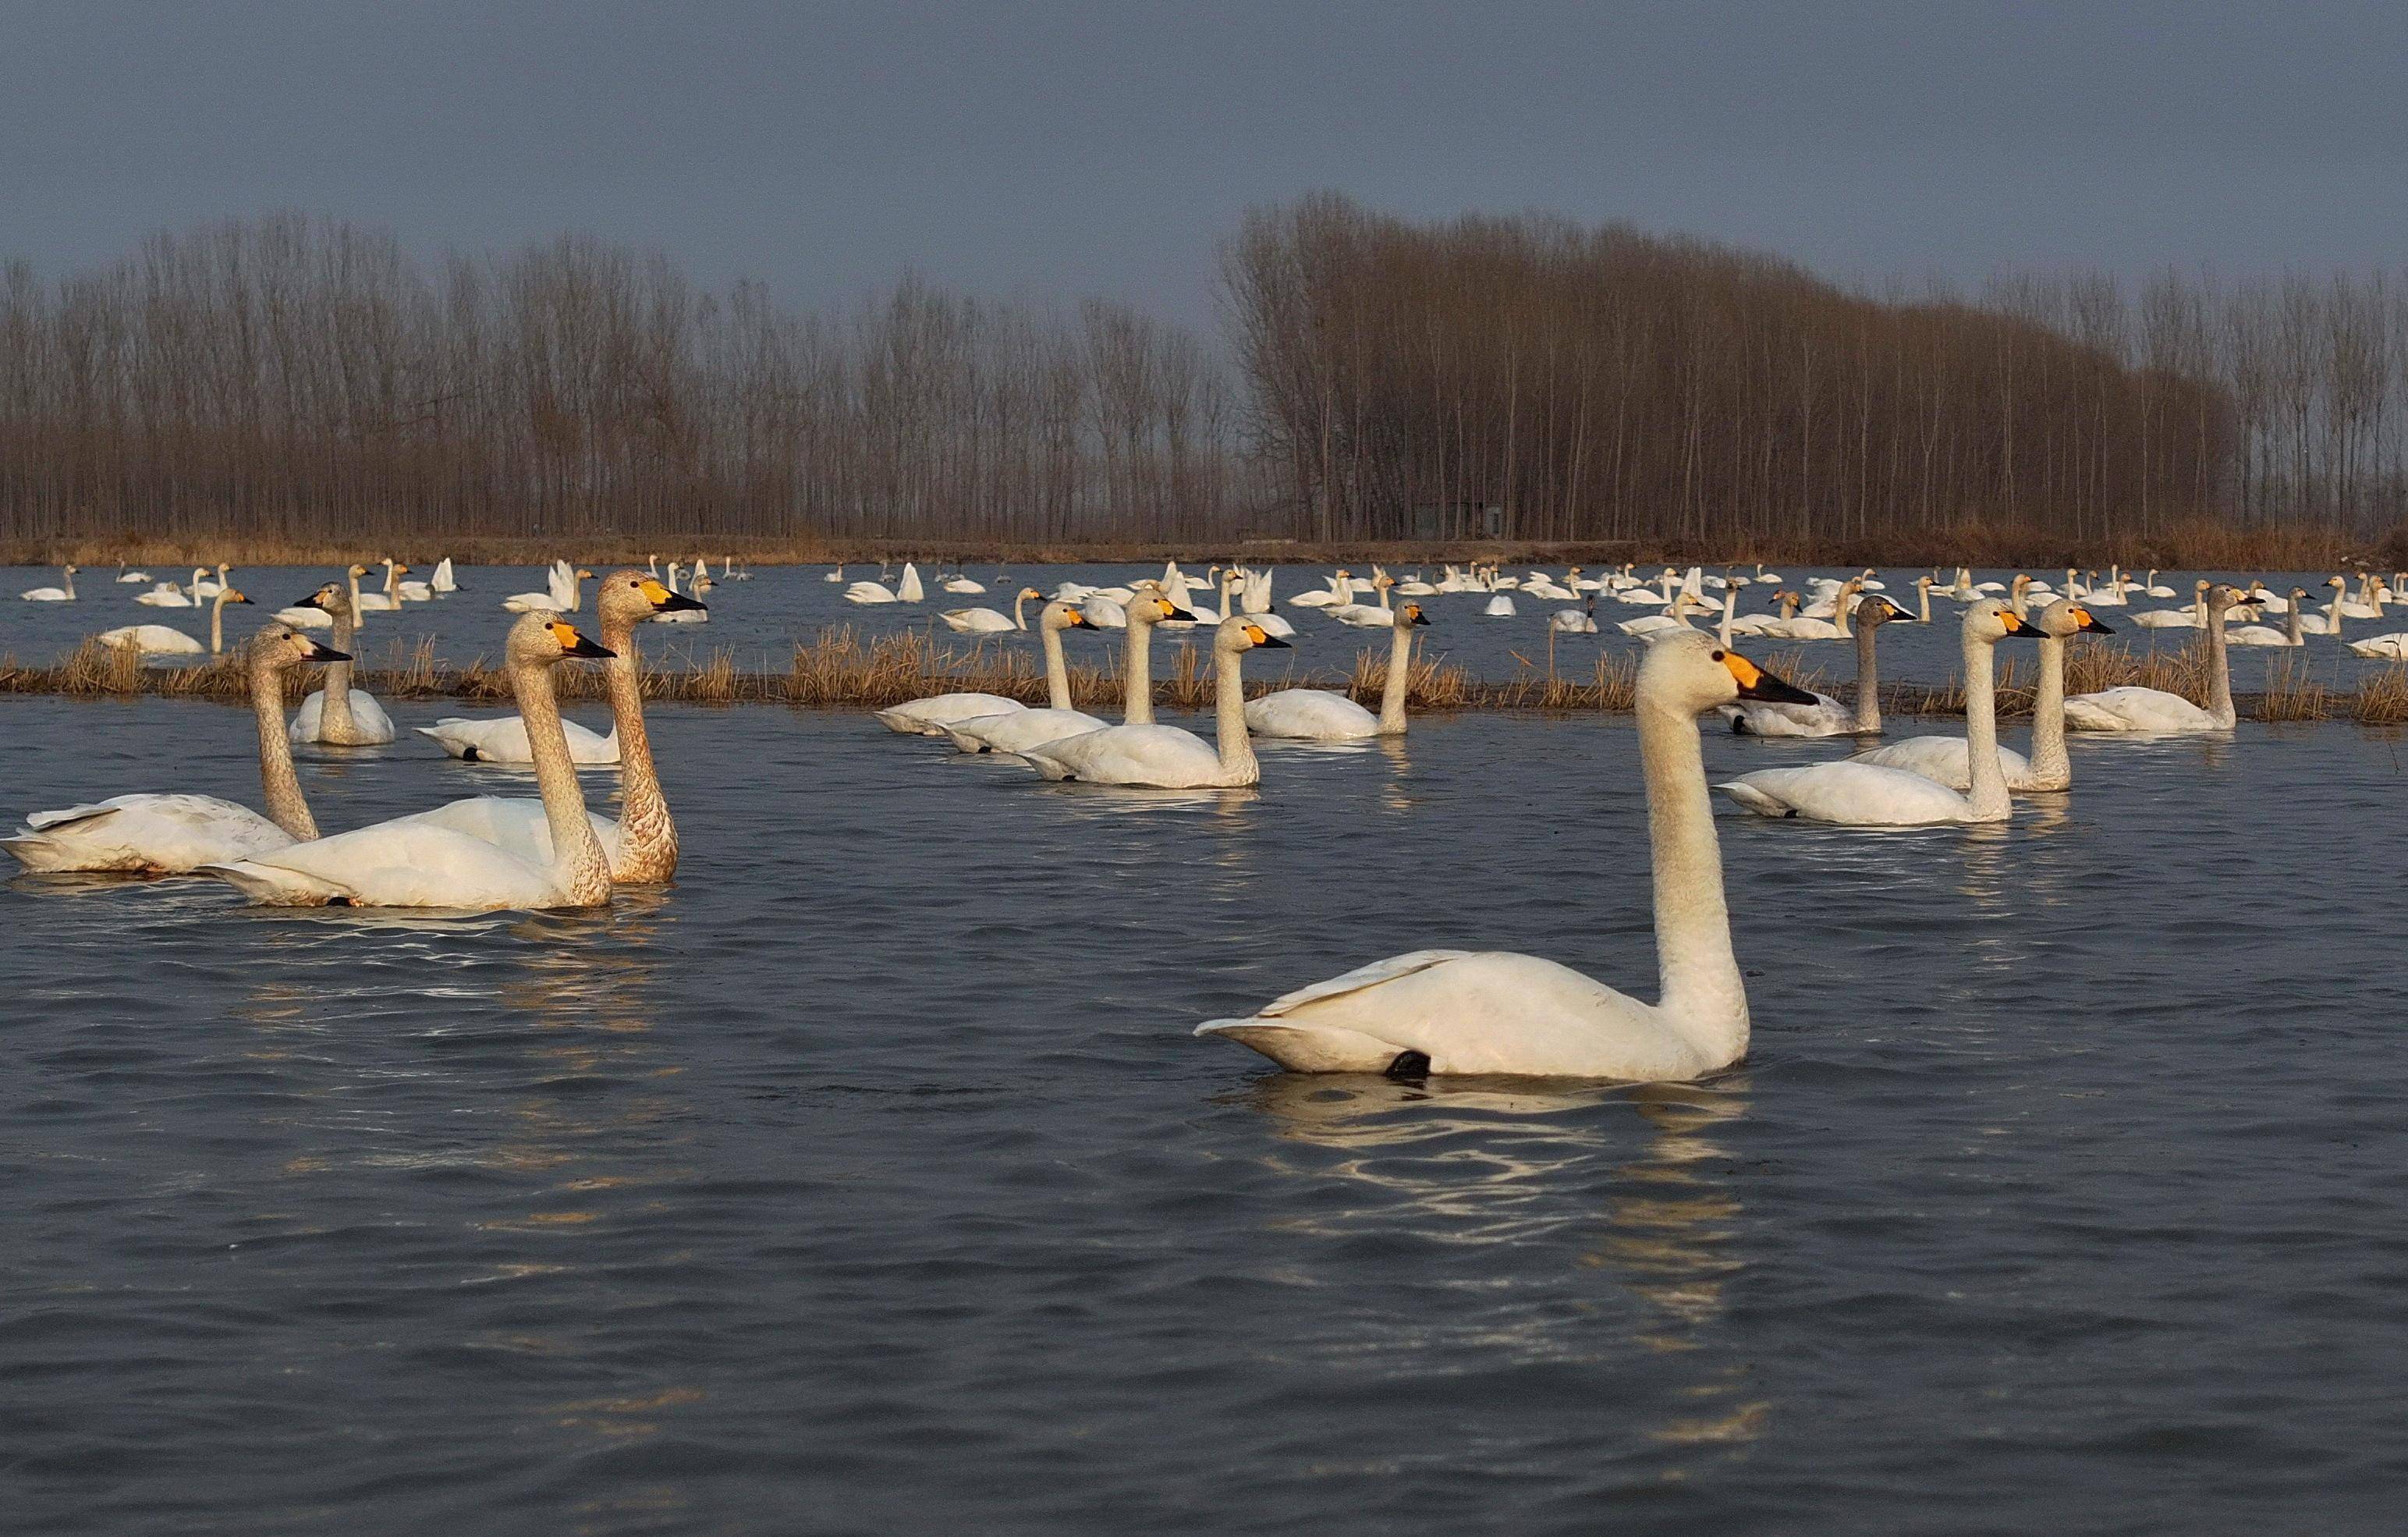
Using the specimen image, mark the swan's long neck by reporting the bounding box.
[1214,642,1260,786]
[1853,618,1881,733]
[2206,607,2236,728]
[2287,602,2303,646]
[1122,615,1156,725]
[1963,627,2011,820]
[1378,619,1413,733]
[251,658,316,841]
[1718,591,1736,648]
[211,591,228,654]
[1041,619,1073,712]
[62,569,75,600]
[512,654,613,906]
[599,609,675,882]
[1636,690,1747,1060]
[322,599,358,736]
[1918,583,1932,623]
[2030,630,2069,790]
[1014,591,1030,631]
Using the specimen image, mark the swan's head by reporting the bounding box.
[1397,602,1430,628]
[599,569,705,623]
[2035,598,2114,637]
[1642,630,1815,711]
[250,623,349,672]
[1218,616,1291,651]
[1041,600,1096,631]
[222,588,254,606]
[2205,583,2247,612]
[1857,596,1906,627]
[1965,604,2037,644]
[1126,591,1197,627]
[1017,587,1044,602]
[292,581,343,612]
[347,563,370,578]
[576,568,595,580]
[509,612,615,665]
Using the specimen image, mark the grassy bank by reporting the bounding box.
[6,518,2404,575]
[3,630,2403,726]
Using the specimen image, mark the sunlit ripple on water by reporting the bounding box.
[2,694,2406,1534]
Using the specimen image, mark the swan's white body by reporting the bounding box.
[98,623,202,655]
[20,566,77,602]
[2347,632,2408,658]
[945,600,1105,755]
[1720,598,1902,737]
[1021,616,1285,788]
[5,627,340,872]
[877,693,1025,735]
[2063,585,2240,733]
[1718,603,2031,825]
[1198,632,1803,1079]
[845,581,900,605]
[1247,602,1428,741]
[290,683,396,745]
[417,715,619,764]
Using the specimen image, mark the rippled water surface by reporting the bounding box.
[5,693,2407,1533]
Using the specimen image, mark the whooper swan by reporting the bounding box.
[945,600,1108,755]
[939,587,1041,634]
[285,580,396,745]
[4,626,346,872]
[1850,598,2110,791]
[878,586,1191,735]
[1020,616,1289,787]
[1196,631,1815,1078]
[20,565,77,601]
[2062,584,2242,733]
[1715,602,2036,825]
[200,616,619,910]
[1246,600,1430,740]
[1719,595,1906,737]
[97,586,254,656]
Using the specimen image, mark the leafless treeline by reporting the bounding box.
[6,202,2408,555]
[0,215,1244,547]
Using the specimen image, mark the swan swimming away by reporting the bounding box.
[1715,603,2037,825]
[1245,601,1429,740]
[1197,631,1814,1078]
[201,615,620,910]
[4,626,346,872]
[1019,616,1288,788]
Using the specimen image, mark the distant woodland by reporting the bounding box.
[2,197,2405,557]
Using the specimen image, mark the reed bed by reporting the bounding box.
[6,629,2408,724]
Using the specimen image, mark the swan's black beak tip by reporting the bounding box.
[566,635,615,658]
[1254,633,1292,649]
[1169,608,1199,623]
[310,644,352,664]
[1738,671,1818,706]
[1410,612,1431,627]
[656,591,707,614]
[2082,616,2115,634]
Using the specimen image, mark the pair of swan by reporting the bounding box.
[285,580,397,744]
[1846,598,2113,793]
[1715,603,2039,825]
[944,600,1110,755]
[206,575,702,907]
[878,586,1194,736]
[4,627,352,871]
[97,586,254,655]
[1198,631,1815,1077]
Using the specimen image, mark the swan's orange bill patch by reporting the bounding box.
[638,578,674,603]
[1720,652,1765,688]
[1244,624,1270,643]
[548,621,579,648]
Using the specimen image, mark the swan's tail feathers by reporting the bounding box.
[1019,751,1078,782]
[21,803,121,833]
[1193,1018,1406,1074]
[942,727,990,754]
[871,708,937,736]
[1711,779,1791,817]
[197,861,349,906]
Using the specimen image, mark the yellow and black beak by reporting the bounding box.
[1719,649,1817,705]
[1998,611,2038,637]
[1166,604,1199,623]
[2074,608,2115,635]
[637,577,704,614]
[1407,605,1431,627]
[550,622,615,658]
[1247,625,1291,649]
[307,640,351,664]
[1066,609,1095,628]
[292,589,333,611]
[229,591,253,605]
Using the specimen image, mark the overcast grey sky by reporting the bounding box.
[5,1,2405,325]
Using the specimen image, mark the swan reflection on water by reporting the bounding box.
[1235,1070,1768,1448]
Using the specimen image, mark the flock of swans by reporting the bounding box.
[5,552,2387,1085]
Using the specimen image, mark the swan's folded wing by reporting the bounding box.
[1253,949,1479,1017]
[1715,763,1971,825]
[203,820,567,908]
[395,796,621,865]
[1191,1018,1407,1073]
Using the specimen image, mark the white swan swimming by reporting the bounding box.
[201,614,620,910]
[945,600,1108,755]
[845,579,901,605]
[939,587,1041,634]
[97,586,254,655]
[895,561,925,603]
[879,588,1189,734]
[1020,616,1289,788]
[2062,584,2241,733]
[135,571,200,608]
[20,564,77,601]
[405,572,704,883]
[1719,595,1905,736]
[431,557,459,594]
[1716,602,2036,825]
[4,626,346,872]
[1247,600,1430,740]
[1849,598,2111,791]
[1196,631,1814,1078]
[353,559,407,612]
[504,561,591,613]
[285,579,395,745]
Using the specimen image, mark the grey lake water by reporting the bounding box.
[5,678,2407,1534]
